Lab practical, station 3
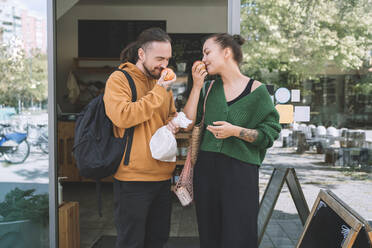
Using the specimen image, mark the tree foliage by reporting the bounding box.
[241,0,372,88]
[0,188,49,226]
[0,39,47,108]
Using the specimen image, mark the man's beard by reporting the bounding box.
[143,62,162,79]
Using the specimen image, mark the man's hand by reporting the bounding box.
[157,69,177,90]
[166,118,180,135]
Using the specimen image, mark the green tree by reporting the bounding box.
[240,0,372,88]
[0,40,47,109]
[0,188,49,225]
[25,49,48,106]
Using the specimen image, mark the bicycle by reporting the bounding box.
[0,123,30,164]
[27,123,48,154]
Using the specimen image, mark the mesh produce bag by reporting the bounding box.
[173,147,194,206]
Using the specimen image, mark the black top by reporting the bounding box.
[227,78,255,106]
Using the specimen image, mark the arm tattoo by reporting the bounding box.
[239,128,258,143]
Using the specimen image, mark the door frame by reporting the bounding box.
[47,0,58,247]
[47,0,241,247]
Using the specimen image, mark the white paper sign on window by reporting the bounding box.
[294,106,310,122]
[291,89,300,102]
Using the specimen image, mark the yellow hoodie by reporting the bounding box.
[103,62,177,181]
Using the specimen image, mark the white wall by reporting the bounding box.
[57,4,228,112]
[57,0,79,19]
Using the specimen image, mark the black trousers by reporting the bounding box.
[113,179,172,248]
[193,151,259,248]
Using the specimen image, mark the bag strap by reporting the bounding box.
[200,80,215,125]
[115,68,138,101]
[96,68,137,217]
[114,68,137,165]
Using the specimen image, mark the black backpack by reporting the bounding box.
[72,68,137,216]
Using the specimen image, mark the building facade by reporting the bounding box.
[0,0,46,54]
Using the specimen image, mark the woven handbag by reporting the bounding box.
[173,80,215,206]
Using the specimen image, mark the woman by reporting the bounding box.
[183,33,281,247]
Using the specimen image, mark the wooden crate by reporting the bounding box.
[59,202,80,248]
[58,121,81,181]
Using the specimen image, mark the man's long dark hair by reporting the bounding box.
[120,27,171,64]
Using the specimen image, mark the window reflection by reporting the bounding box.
[241,0,372,167]
[0,0,49,247]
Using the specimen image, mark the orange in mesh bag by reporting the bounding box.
[173,147,194,206]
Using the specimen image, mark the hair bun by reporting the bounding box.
[232,34,245,46]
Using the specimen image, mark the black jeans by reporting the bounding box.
[113,179,172,248]
[193,151,259,248]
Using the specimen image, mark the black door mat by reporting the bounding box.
[92,235,200,248]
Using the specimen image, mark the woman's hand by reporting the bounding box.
[192,62,208,89]
[206,121,238,139]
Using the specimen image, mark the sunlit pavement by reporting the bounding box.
[262,141,372,221]
[0,147,49,201]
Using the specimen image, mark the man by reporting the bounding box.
[103,28,179,248]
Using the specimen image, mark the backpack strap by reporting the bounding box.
[96,68,138,217]
[115,68,137,101]
[114,68,137,166]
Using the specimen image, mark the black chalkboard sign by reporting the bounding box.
[326,191,372,248]
[78,20,166,58]
[258,168,288,243]
[299,199,353,247]
[353,226,372,248]
[297,190,367,248]
[258,167,309,245]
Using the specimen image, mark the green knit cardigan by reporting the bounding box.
[196,78,281,166]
